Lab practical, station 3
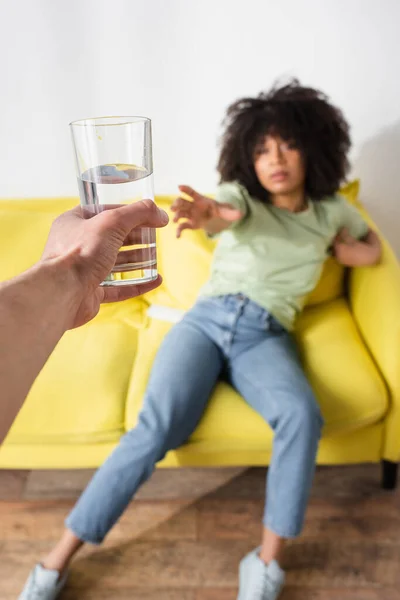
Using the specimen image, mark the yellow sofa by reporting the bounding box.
[1,182,399,488]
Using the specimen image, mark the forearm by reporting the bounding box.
[0,258,82,444]
[335,230,382,267]
[204,216,233,235]
[338,244,381,267]
[203,200,241,235]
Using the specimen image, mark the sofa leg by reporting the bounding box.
[382,460,398,490]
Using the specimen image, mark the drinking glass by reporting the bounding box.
[70,116,157,286]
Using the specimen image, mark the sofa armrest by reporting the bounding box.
[349,240,400,461]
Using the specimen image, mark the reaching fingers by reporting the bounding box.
[171,197,193,212]
[173,209,193,223]
[171,197,198,224]
[176,221,196,238]
[178,185,204,202]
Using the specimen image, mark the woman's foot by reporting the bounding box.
[237,547,285,600]
[18,564,68,600]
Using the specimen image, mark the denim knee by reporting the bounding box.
[286,395,324,439]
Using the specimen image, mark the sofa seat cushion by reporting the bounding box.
[6,300,144,445]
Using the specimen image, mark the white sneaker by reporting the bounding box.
[18,564,68,600]
[238,548,285,600]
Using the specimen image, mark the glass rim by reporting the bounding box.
[69,116,151,127]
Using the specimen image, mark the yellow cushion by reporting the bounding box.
[338,179,360,205]
[295,298,388,433]
[6,300,144,445]
[0,199,77,282]
[126,297,388,445]
[306,180,360,306]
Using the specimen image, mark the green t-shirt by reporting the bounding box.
[202,181,369,331]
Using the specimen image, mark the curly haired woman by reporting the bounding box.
[20,80,381,600]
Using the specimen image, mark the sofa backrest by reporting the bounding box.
[0,198,77,282]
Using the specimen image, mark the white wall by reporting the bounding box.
[1,0,400,251]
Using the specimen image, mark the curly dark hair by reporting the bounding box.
[217,79,351,203]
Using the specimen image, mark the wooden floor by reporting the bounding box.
[1,465,400,599]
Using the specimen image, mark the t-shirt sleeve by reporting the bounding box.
[214,181,249,227]
[336,195,369,239]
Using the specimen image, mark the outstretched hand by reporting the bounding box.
[171,185,243,238]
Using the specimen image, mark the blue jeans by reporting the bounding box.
[66,295,323,542]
